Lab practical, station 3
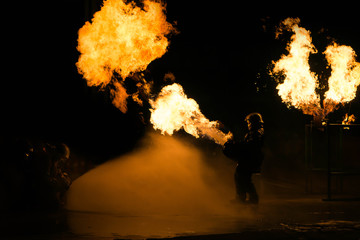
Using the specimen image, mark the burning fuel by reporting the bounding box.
[324,43,360,112]
[150,83,233,146]
[76,0,176,113]
[271,18,360,122]
[75,0,231,145]
[342,113,356,125]
[272,18,321,117]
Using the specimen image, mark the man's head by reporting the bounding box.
[245,112,264,130]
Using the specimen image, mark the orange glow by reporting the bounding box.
[272,18,360,120]
[324,43,360,114]
[150,83,232,145]
[272,18,322,117]
[76,0,176,112]
[342,113,356,125]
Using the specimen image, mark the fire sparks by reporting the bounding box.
[271,18,360,121]
[76,0,176,113]
[150,83,232,146]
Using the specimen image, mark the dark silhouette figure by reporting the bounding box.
[223,113,264,204]
[0,138,72,211]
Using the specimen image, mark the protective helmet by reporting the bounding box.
[245,112,264,127]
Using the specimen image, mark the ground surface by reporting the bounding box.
[2,194,360,240]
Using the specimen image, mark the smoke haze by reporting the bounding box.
[66,131,237,216]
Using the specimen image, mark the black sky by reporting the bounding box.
[4,1,360,159]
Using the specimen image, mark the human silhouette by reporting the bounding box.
[223,113,264,204]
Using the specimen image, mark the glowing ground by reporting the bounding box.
[2,194,360,240]
[2,133,360,239]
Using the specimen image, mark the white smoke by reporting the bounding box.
[66,131,237,216]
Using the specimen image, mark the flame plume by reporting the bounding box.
[150,83,232,146]
[271,18,360,121]
[324,43,360,114]
[272,18,322,117]
[76,0,176,113]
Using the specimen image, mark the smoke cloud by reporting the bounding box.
[66,131,237,216]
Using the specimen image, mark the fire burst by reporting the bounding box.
[150,83,233,146]
[75,0,230,145]
[76,0,176,113]
[271,18,360,122]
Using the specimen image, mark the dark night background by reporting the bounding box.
[2,2,360,238]
[3,1,360,164]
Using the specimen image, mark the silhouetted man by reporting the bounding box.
[223,113,264,204]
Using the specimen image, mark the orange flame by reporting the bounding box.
[272,18,360,121]
[76,0,176,113]
[272,18,322,117]
[342,113,356,125]
[324,43,360,114]
[150,83,232,145]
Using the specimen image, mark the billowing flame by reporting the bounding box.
[150,83,232,145]
[324,43,360,114]
[76,0,176,113]
[76,0,230,146]
[272,18,322,117]
[272,18,360,121]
